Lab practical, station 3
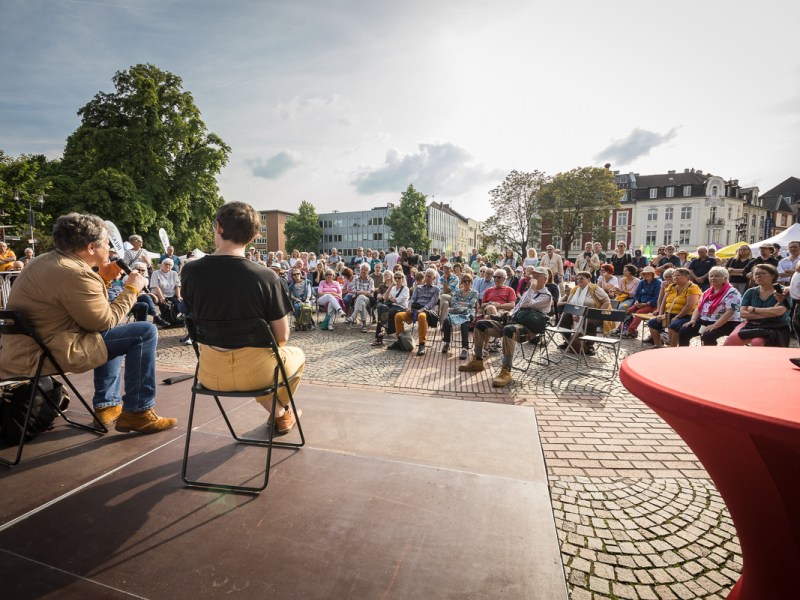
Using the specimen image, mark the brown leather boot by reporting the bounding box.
[115,409,177,434]
[93,404,122,428]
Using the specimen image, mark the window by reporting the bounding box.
[751,214,756,227]
[711,185,719,197]
[373,233,383,241]
[683,185,692,197]
[728,207,733,220]
[647,208,658,222]
[680,206,692,220]
[645,231,657,246]
[663,230,673,245]
[552,237,562,250]
[664,207,674,221]
[782,214,788,226]
[571,238,582,251]
[616,212,628,227]
[679,229,691,245]
[726,231,731,245]
[666,186,675,198]
[649,188,658,199]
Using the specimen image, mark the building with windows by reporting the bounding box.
[427,201,460,256]
[317,205,392,259]
[620,169,752,250]
[757,176,800,238]
[255,209,294,254]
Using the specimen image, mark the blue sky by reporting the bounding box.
[1,0,799,220]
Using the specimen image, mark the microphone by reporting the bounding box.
[115,258,151,293]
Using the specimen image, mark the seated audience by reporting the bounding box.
[556,270,612,354]
[391,268,440,356]
[373,271,410,345]
[724,263,791,347]
[679,266,742,346]
[612,264,640,311]
[346,262,375,331]
[317,268,346,330]
[441,274,479,359]
[288,267,313,318]
[647,268,701,348]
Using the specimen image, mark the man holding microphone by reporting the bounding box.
[0,213,177,433]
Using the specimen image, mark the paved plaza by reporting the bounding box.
[154,322,764,600]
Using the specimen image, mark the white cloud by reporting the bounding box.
[249,151,302,180]
[352,142,504,196]
[596,128,679,166]
[274,94,346,120]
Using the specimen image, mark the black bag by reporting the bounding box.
[159,301,184,328]
[388,331,415,352]
[423,309,439,328]
[0,377,70,446]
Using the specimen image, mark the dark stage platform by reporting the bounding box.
[0,372,567,599]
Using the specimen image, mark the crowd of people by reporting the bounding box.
[246,239,799,387]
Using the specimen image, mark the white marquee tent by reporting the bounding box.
[748,222,800,254]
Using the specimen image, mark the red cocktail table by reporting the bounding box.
[620,347,800,600]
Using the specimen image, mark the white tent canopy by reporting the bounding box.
[749,222,800,254]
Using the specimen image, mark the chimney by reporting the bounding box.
[684,168,690,173]
[696,169,703,175]
[668,170,676,175]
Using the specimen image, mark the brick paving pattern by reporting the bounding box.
[153,320,772,599]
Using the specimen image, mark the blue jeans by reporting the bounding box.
[93,321,158,412]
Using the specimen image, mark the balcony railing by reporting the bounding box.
[706,218,726,227]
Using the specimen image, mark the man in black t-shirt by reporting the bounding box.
[182,202,304,434]
[687,246,717,291]
[744,244,780,285]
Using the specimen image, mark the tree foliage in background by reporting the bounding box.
[481,170,550,259]
[284,200,323,253]
[538,166,621,257]
[0,151,57,254]
[49,63,231,252]
[385,184,431,251]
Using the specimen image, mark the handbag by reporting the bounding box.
[511,308,548,334]
[1,377,70,446]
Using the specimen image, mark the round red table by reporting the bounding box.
[620,347,800,600]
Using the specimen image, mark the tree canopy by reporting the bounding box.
[0,151,57,253]
[284,201,322,253]
[385,184,431,251]
[538,166,621,256]
[481,170,550,258]
[49,63,230,252]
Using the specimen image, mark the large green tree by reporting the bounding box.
[284,201,323,252]
[481,170,550,258]
[50,63,230,252]
[0,151,56,253]
[537,166,621,257]
[385,184,431,251]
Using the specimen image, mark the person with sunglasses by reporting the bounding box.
[288,269,313,325]
[372,272,409,346]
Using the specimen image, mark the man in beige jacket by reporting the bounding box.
[0,213,176,433]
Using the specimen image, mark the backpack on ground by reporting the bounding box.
[0,377,70,446]
[296,303,314,330]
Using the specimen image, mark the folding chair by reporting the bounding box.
[544,304,587,362]
[578,308,627,374]
[181,317,305,495]
[0,310,107,467]
[509,324,550,371]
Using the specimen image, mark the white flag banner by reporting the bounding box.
[104,221,125,255]
[158,228,170,253]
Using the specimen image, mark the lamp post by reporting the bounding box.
[13,190,45,254]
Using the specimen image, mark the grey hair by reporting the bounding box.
[696,245,708,252]
[128,234,143,243]
[131,262,148,271]
[161,258,174,267]
[53,213,107,253]
[708,266,729,280]
[324,268,336,276]
[493,269,506,278]
[425,268,438,277]
[662,268,676,279]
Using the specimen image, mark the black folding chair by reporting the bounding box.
[0,310,107,467]
[181,317,305,495]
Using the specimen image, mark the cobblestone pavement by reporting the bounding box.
[155,322,755,599]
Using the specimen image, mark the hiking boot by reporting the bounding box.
[93,404,122,428]
[441,342,450,353]
[115,409,177,434]
[458,358,484,372]
[492,366,512,387]
[416,343,426,356]
[275,407,302,434]
[459,348,469,360]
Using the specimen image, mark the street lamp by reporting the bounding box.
[13,190,45,254]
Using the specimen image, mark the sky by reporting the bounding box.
[1,0,799,221]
